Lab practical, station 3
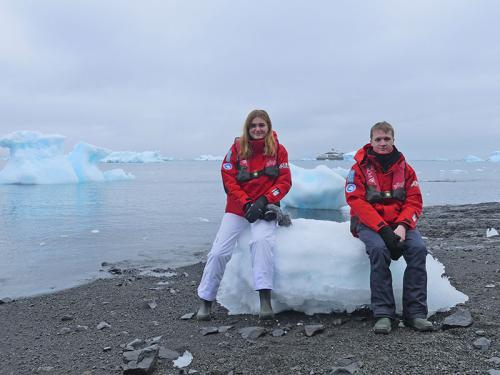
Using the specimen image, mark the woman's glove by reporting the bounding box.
[244,196,268,223]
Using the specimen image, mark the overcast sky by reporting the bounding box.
[1,0,499,160]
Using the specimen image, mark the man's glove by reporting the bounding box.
[379,226,406,260]
[244,196,268,223]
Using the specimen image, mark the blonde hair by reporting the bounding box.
[239,109,277,159]
[370,121,394,139]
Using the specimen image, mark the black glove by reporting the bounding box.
[379,226,406,260]
[244,196,268,223]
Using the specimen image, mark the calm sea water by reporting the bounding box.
[1,160,500,299]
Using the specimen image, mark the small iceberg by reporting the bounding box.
[0,131,134,184]
[488,151,500,162]
[218,219,468,316]
[194,154,224,161]
[464,155,484,162]
[102,151,170,163]
[486,228,499,238]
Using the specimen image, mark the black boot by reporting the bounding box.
[258,289,274,320]
[196,299,212,321]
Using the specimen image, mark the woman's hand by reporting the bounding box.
[244,196,268,223]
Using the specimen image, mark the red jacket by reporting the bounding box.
[345,144,423,235]
[221,132,292,217]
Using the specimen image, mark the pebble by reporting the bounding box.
[57,327,72,335]
[238,326,266,340]
[442,307,473,329]
[486,357,500,365]
[61,315,73,321]
[218,325,233,333]
[180,312,195,320]
[272,328,286,337]
[96,321,111,330]
[304,324,324,337]
[473,337,491,351]
[201,327,219,336]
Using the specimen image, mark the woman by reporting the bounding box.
[196,109,292,320]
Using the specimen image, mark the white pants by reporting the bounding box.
[197,213,277,301]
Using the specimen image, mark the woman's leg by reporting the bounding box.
[197,213,247,301]
[249,219,278,291]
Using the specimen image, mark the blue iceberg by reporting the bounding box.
[0,131,134,184]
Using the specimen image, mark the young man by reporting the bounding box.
[345,121,433,334]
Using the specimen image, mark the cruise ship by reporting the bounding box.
[316,148,344,160]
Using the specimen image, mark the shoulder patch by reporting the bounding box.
[223,163,233,170]
[410,180,419,188]
[345,183,356,193]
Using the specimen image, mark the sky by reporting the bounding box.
[1,0,499,160]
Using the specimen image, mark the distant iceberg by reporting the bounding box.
[0,131,134,184]
[343,150,356,162]
[282,164,346,210]
[489,151,500,162]
[464,155,484,162]
[102,151,171,163]
[194,154,224,161]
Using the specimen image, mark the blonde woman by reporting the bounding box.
[196,109,292,320]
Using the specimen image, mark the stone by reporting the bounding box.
[473,337,491,351]
[96,321,111,330]
[238,326,266,340]
[475,330,486,335]
[442,308,473,329]
[103,347,112,352]
[180,312,195,320]
[332,318,345,326]
[0,297,13,304]
[123,350,143,362]
[125,339,145,351]
[57,327,72,335]
[271,328,286,337]
[123,346,159,374]
[328,362,360,374]
[75,325,89,332]
[488,370,500,375]
[486,357,500,365]
[485,284,496,288]
[158,346,180,360]
[61,315,73,321]
[36,367,55,373]
[201,327,219,336]
[304,324,324,337]
[146,336,162,345]
[218,326,233,333]
[146,300,157,309]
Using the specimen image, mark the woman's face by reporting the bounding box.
[248,116,269,140]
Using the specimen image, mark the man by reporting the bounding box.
[345,121,433,334]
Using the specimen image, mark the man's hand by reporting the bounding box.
[244,196,268,223]
[394,224,407,241]
[379,226,406,260]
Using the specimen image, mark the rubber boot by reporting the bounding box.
[196,299,212,321]
[258,289,274,320]
[373,317,392,334]
[404,318,434,332]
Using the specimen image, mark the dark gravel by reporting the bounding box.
[1,203,499,375]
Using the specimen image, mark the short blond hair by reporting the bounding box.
[370,121,394,139]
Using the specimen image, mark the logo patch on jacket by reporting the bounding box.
[279,163,289,169]
[345,183,356,193]
[410,180,419,188]
[223,163,233,170]
[272,188,280,196]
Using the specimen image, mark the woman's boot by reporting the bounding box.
[258,289,274,320]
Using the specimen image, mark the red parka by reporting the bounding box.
[345,144,423,235]
[221,131,292,217]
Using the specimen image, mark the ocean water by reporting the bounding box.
[1,159,500,299]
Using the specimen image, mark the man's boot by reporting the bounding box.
[373,317,392,334]
[196,299,212,321]
[404,318,434,332]
[258,289,274,320]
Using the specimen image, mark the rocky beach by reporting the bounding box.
[1,202,499,375]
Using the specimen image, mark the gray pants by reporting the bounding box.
[357,224,428,319]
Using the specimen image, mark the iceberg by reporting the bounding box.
[218,219,468,316]
[194,154,224,161]
[0,131,134,184]
[282,164,347,210]
[488,151,500,162]
[464,155,483,162]
[343,150,356,162]
[102,151,170,163]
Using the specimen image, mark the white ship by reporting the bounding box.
[316,148,344,160]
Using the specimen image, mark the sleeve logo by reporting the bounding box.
[223,163,233,170]
[345,183,356,193]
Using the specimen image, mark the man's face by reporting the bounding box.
[371,130,394,154]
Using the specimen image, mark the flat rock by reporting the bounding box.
[486,357,500,365]
[271,328,285,337]
[328,362,360,374]
[123,346,159,374]
[442,307,473,329]
[473,337,491,351]
[304,324,324,337]
[57,327,72,335]
[158,346,180,360]
[218,326,233,333]
[488,370,500,375]
[96,321,111,330]
[0,297,13,304]
[201,327,219,336]
[125,339,145,351]
[61,315,73,321]
[238,326,266,340]
[180,312,195,320]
